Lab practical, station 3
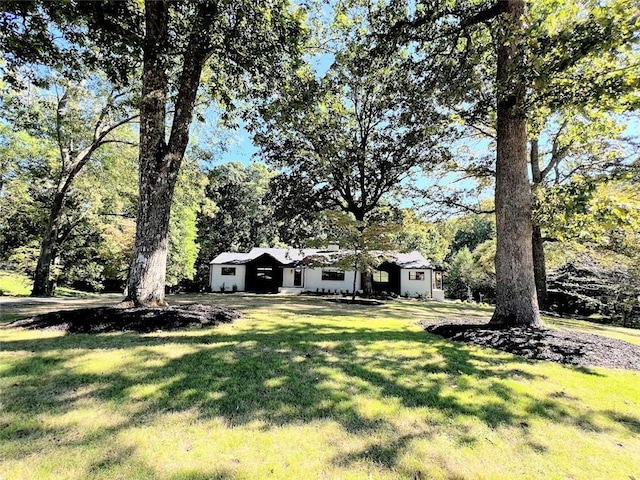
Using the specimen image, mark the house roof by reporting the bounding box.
[391,251,434,269]
[208,251,257,265]
[210,248,319,265]
[210,247,435,269]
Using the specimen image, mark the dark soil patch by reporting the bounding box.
[422,321,640,371]
[12,304,242,334]
[326,298,385,306]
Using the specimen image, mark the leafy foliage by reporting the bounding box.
[391,210,449,266]
[448,215,495,259]
[167,158,212,287]
[253,35,454,221]
[547,246,640,327]
[193,162,279,288]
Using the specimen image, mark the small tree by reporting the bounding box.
[308,212,395,302]
[446,248,478,302]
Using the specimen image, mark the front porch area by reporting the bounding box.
[278,286,305,295]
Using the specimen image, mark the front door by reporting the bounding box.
[293,268,302,287]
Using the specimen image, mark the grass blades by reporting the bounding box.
[1,295,639,479]
[0,269,95,298]
[0,270,32,297]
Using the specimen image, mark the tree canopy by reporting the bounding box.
[1,0,639,326]
[253,32,454,222]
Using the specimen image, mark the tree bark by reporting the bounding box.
[31,190,65,296]
[530,137,548,310]
[124,0,210,306]
[490,0,541,327]
[529,138,549,310]
[125,169,177,306]
[124,0,171,306]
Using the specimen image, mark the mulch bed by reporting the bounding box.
[325,298,385,306]
[12,304,242,334]
[422,321,640,371]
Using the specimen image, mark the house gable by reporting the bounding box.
[244,253,284,293]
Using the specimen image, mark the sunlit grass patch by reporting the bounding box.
[543,314,640,345]
[0,270,32,296]
[0,295,639,479]
[0,269,95,299]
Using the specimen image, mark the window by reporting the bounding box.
[322,268,345,281]
[256,267,273,281]
[409,271,425,280]
[221,267,236,276]
[434,271,443,290]
[373,270,389,283]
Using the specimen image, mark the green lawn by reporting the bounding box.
[1,295,639,479]
[0,270,32,296]
[543,315,640,346]
[0,269,94,298]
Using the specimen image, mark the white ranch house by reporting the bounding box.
[210,246,445,300]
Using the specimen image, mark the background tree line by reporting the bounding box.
[0,0,638,328]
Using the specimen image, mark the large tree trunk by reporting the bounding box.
[126,168,178,306]
[490,0,541,327]
[124,0,171,306]
[124,0,209,306]
[31,191,65,296]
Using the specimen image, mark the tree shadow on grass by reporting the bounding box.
[1,319,637,477]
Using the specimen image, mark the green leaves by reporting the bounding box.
[526,0,640,111]
[253,29,455,222]
[534,176,640,252]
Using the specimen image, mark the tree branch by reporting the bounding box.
[98,139,138,147]
[540,119,568,179]
[443,199,495,215]
[55,88,71,171]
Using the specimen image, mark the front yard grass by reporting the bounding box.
[0,269,95,298]
[1,295,639,479]
[0,270,32,296]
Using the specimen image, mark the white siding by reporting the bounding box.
[282,268,307,288]
[282,268,295,287]
[400,268,432,298]
[304,268,361,294]
[210,264,245,292]
[209,263,442,299]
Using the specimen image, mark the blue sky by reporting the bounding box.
[208,52,336,167]
[218,123,259,165]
